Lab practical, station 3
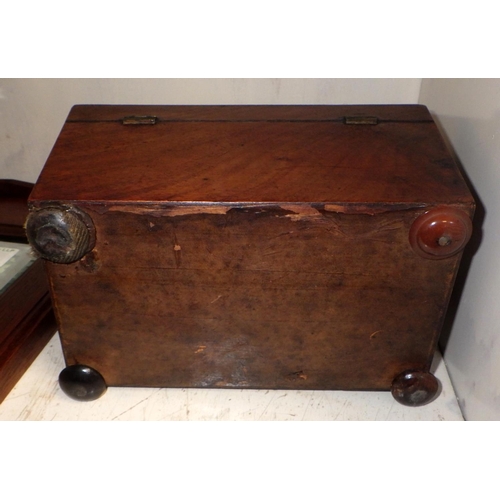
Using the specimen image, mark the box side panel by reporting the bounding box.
[0,260,49,346]
[45,204,464,391]
[0,295,56,404]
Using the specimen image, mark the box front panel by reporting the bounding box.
[47,204,462,390]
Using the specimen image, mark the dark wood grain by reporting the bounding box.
[0,295,56,403]
[30,106,472,207]
[27,105,475,399]
[391,370,439,406]
[0,179,58,404]
[67,104,433,122]
[0,262,57,405]
[0,180,33,241]
[0,259,49,346]
[47,204,464,390]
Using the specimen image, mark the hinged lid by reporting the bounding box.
[29,104,474,209]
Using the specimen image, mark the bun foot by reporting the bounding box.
[59,364,107,401]
[391,370,439,407]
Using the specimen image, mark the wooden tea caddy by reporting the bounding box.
[25,105,474,407]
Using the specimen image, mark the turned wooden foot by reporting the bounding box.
[391,370,439,407]
[59,364,107,401]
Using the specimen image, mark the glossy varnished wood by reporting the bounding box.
[0,259,49,343]
[66,104,435,122]
[0,180,34,240]
[391,370,440,406]
[0,295,56,403]
[30,105,472,207]
[58,364,107,401]
[0,180,57,403]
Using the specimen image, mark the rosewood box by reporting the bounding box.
[26,105,475,406]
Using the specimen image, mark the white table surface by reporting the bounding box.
[0,333,463,420]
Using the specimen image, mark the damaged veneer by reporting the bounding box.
[25,104,475,408]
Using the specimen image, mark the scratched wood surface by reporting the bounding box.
[26,104,475,399]
[0,333,463,420]
[46,206,463,391]
[0,334,463,421]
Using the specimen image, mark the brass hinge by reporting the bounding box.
[122,115,158,125]
[344,116,379,125]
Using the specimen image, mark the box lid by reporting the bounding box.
[29,105,474,209]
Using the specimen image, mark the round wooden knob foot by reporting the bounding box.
[391,370,439,407]
[59,364,107,401]
[26,206,96,264]
[409,207,472,259]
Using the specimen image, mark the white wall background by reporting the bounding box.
[419,79,500,421]
[2,78,498,420]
